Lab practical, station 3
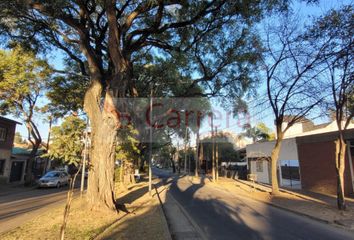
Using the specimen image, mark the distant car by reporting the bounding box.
[38,171,70,188]
[156,164,163,169]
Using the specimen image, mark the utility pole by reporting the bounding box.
[211,112,215,182]
[80,118,89,197]
[177,141,180,174]
[184,127,188,174]
[215,126,219,182]
[188,137,191,174]
[195,128,199,177]
[149,88,153,196]
[45,116,53,172]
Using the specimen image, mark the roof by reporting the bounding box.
[12,147,32,155]
[11,147,45,156]
[0,116,22,125]
[296,128,354,144]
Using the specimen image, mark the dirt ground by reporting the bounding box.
[2,180,170,240]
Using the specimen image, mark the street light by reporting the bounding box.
[149,88,153,196]
[80,117,89,197]
[148,83,160,196]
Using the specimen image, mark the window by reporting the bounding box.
[0,159,5,175]
[0,127,6,141]
[256,160,263,172]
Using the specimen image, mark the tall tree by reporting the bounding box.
[0,0,286,210]
[262,14,328,194]
[242,122,271,143]
[0,47,51,185]
[14,132,26,145]
[44,115,86,166]
[304,5,354,209]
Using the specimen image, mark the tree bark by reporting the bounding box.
[84,80,119,211]
[87,120,117,211]
[335,137,347,210]
[24,120,41,186]
[25,144,40,185]
[271,137,282,195]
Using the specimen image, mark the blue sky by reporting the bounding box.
[5,0,351,143]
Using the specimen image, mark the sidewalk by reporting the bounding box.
[204,176,354,230]
[2,180,172,240]
[158,178,205,240]
[95,179,171,240]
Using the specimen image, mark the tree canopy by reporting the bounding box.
[44,115,86,165]
[0,0,290,210]
[242,122,272,142]
[0,46,52,184]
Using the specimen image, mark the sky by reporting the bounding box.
[4,0,352,145]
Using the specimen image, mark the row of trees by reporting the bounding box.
[0,0,287,211]
[0,1,351,212]
[256,7,353,210]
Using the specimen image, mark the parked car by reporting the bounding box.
[38,171,70,188]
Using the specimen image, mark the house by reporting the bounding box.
[297,129,354,196]
[0,117,22,183]
[11,147,48,181]
[246,118,354,196]
[247,138,301,189]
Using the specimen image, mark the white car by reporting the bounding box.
[38,171,70,188]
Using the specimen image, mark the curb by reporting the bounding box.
[224,179,354,229]
[208,180,349,228]
[153,183,173,240]
[93,180,172,240]
[185,176,351,230]
[165,187,208,240]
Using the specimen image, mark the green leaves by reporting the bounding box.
[0,46,51,116]
[44,115,86,166]
[242,122,272,142]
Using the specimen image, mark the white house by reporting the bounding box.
[246,117,354,189]
[246,138,301,188]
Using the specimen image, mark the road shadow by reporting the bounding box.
[166,175,354,240]
[166,176,265,239]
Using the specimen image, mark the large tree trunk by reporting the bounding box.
[24,120,41,186]
[84,80,119,211]
[87,121,117,211]
[24,145,39,186]
[271,137,282,195]
[335,136,346,210]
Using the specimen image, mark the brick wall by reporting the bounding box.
[298,140,354,196]
[0,118,16,150]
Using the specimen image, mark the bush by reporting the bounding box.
[114,167,121,182]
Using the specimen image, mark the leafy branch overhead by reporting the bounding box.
[0,0,291,209]
[0,1,284,101]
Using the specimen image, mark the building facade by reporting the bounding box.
[246,127,354,196]
[0,117,22,183]
[246,138,301,189]
[297,129,354,196]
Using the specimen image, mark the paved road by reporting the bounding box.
[0,180,84,234]
[153,168,354,240]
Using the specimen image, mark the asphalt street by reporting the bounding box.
[0,179,83,234]
[153,168,354,240]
